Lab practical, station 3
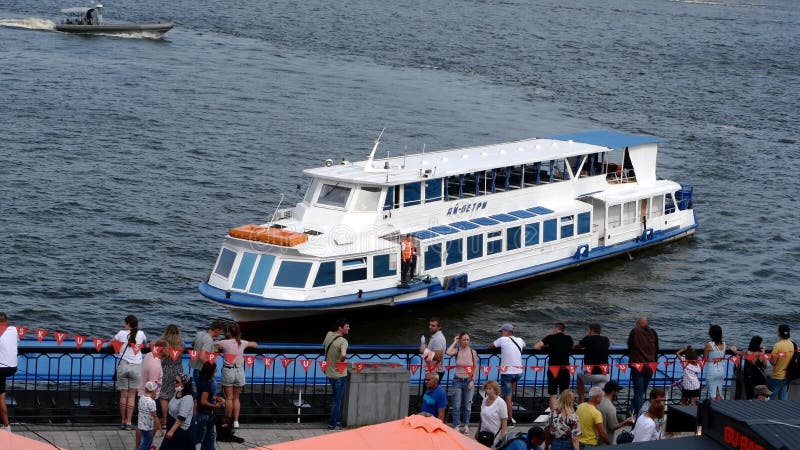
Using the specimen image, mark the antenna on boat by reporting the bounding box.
[419,143,426,176]
[403,146,407,169]
[270,193,285,224]
[386,151,390,183]
[366,128,385,168]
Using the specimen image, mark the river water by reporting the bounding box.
[1,0,797,348]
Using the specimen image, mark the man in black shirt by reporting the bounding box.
[574,323,611,403]
[533,322,573,410]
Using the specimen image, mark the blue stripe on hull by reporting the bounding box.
[199,220,697,313]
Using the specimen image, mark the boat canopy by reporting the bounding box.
[546,130,663,149]
[61,5,102,14]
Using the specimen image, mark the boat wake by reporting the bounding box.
[0,17,55,30]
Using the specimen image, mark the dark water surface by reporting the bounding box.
[1,0,798,347]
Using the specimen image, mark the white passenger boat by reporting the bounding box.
[199,130,697,324]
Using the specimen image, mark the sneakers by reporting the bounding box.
[1,425,11,433]
[124,424,134,431]
[119,423,127,430]
[233,420,240,429]
[509,417,516,428]
[462,425,470,435]
[328,424,342,431]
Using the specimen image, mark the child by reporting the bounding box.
[138,381,162,450]
[676,346,702,405]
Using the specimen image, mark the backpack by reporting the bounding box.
[616,431,634,444]
[787,342,800,381]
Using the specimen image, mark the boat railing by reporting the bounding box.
[5,342,745,424]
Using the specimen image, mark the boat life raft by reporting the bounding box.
[229,225,308,247]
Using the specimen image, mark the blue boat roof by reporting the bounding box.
[449,221,480,230]
[412,230,439,240]
[547,130,663,149]
[429,225,459,235]
[508,209,535,219]
[490,213,518,223]
[470,217,499,226]
[527,206,554,215]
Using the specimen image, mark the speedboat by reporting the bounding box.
[55,4,173,37]
[199,130,697,324]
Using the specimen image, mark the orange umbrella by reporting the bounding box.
[254,415,491,450]
[0,431,66,449]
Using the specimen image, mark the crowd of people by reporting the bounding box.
[0,311,797,450]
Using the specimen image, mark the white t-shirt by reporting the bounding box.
[114,330,147,364]
[632,416,661,442]
[138,396,157,431]
[492,336,525,375]
[480,396,508,436]
[0,325,19,368]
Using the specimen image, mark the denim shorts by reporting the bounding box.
[221,365,245,387]
[499,373,521,397]
[116,360,141,390]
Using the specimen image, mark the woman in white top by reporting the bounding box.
[632,401,664,442]
[113,315,147,430]
[217,323,257,428]
[477,380,508,448]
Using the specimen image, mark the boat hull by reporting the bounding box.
[200,221,696,324]
[55,22,173,36]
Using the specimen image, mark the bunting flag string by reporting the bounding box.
[389,363,402,369]
[646,362,658,373]
[17,326,29,339]
[444,365,456,371]
[54,332,68,346]
[583,364,594,374]
[696,359,706,370]
[244,355,256,368]
[566,365,578,376]
[464,366,474,375]
[759,353,771,363]
[111,340,124,354]
[207,352,219,364]
[318,360,329,372]
[74,335,86,350]
[188,349,199,361]
[425,363,439,373]
[598,364,610,375]
[548,365,561,378]
[530,365,544,372]
[743,354,757,362]
[481,366,491,377]
[729,355,740,366]
[630,362,644,372]
[152,346,164,358]
[662,361,674,368]
[498,365,509,374]
[224,353,237,365]
[299,359,313,372]
[409,364,421,375]
[279,357,294,369]
[354,363,366,374]
[169,348,182,362]
[93,338,106,352]
[262,356,275,370]
[35,329,49,342]
[334,362,348,374]
[615,363,628,373]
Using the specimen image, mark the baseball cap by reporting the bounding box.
[602,381,622,394]
[779,324,790,339]
[497,323,514,332]
[145,381,159,392]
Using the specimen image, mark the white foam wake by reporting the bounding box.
[0,17,55,30]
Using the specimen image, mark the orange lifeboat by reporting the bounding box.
[228,225,308,247]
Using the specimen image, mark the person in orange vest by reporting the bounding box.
[401,234,416,282]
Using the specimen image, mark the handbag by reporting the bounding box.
[787,342,800,381]
[112,341,129,382]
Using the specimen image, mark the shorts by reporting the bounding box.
[577,372,609,387]
[499,373,521,397]
[0,366,18,394]
[221,365,246,387]
[116,360,141,390]
[547,366,570,395]
[682,388,701,399]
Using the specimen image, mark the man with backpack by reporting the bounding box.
[499,426,546,450]
[489,323,525,426]
[768,324,797,400]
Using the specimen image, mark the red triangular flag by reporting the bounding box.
[372,363,380,368]
[300,359,313,372]
[647,362,658,373]
[481,365,491,377]
[280,357,294,369]
[464,365,474,375]
[131,343,143,355]
[73,335,86,349]
[244,356,256,368]
[425,363,438,373]
[598,364,610,375]
[777,352,786,358]
[409,364,421,375]
[390,363,402,369]
[188,350,199,361]
[729,355,740,366]
[744,353,757,362]
[615,363,628,373]
[697,359,706,370]
[111,340,124,354]
[499,365,509,373]
[93,338,107,352]
[548,365,561,378]
[17,326,29,339]
[224,354,237,365]
[662,360,674,368]
[630,362,644,372]
[530,365,544,372]
[207,352,219,364]
[444,365,456,371]
[712,357,724,364]
[584,364,594,373]
[54,332,67,345]
[319,360,329,372]
[35,329,49,342]
[354,363,366,374]
[169,348,182,362]
[263,356,274,369]
[335,362,348,374]
[759,353,770,363]
[152,346,164,358]
[566,365,578,376]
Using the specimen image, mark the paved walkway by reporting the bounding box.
[11,423,331,450]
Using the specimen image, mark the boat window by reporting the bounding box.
[479,170,494,195]
[249,254,276,294]
[649,196,664,219]
[383,187,393,211]
[495,167,510,192]
[354,186,381,212]
[560,215,574,239]
[424,244,442,270]
[622,201,637,225]
[317,184,351,208]
[303,179,319,204]
[373,254,397,278]
[274,261,312,288]
[342,257,368,283]
[665,194,676,214]
[404,182,421,207]
[232,252,257,290]
[608,204,622,228]
[507,226,522,250]
[313,261,336,287]
[424,179,443,203]
[543,219,558,243]
[577,212,591,234]
[446,239,463,265]
[508,165,524,190]
[487,230,503,255]
[462,173,479,197]
[343,257,367,267]
[525,223,540,246]
[213,248,237,278]
[467,235,483,260]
